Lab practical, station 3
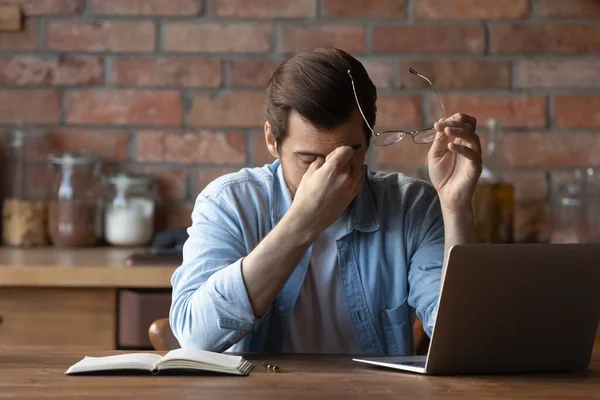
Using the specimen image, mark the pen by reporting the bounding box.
[262,362,280,372]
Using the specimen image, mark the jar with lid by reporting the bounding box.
[47,153,103,247]
[2,122,49,247]
[550,169,600,244]
[105,173,159,247]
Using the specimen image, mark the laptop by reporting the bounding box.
[353,243,600,375]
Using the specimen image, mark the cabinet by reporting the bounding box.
[0,247,176,350]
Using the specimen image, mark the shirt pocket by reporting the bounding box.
[379,297,412,355]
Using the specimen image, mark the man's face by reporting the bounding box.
[265,110,368,198]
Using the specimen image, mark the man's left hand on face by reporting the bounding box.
[427,113,483,214]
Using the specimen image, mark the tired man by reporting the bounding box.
[170,48,482,355]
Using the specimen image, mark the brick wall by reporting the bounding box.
[0,0,599,241]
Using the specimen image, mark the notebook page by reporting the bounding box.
[65,353,163,374]
[158,348,243,370]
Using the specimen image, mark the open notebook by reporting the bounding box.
[65,348,254,376]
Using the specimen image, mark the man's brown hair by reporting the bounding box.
[265,48,376,149]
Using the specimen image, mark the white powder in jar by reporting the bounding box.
[105,198,155,246]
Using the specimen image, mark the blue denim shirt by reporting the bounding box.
[170,160,444,355]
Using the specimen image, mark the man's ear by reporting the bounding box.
[265,121,279,159]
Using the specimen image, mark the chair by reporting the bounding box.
[148,318,180,351]
[148,317,430,354]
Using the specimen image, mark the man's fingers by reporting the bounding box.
[445,112,477,130]
[325,146,355,169]
[448,143,482,166]
[443,127,481,153]
[434,119,475,133]
[307,156,325,175]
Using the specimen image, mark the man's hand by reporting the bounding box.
[289,145,362,240]
[427,113,483,214]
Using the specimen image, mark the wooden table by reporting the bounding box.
[0,247,178,350]
[1,350,599,399]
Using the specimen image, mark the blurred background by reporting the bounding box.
[0,0,599,247]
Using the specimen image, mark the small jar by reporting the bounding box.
[47,153,103,247]
[105,173,158,247]
[2,123,50,247]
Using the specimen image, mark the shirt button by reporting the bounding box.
[278,305,285,313]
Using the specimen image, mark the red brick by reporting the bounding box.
[555,95,600,128]
[47,21,155,52]
[228,59,279,88]
[189,92,265,127]
[0,20,36,50]
[538,0,600,18]
[214,0,316,17]
[359,58,395,88]
[65,90,181,125]
[195,167,239,193]
[373,25,484,54]
[324,0,405,18]
[136,130,246,164]
[375,140,430,167]
[156,201,193,229]
[111,57,221,88]
[516,60,600,88]
[400,60,510,89]
[415,0,529,20]
[491,24,600,54]
[436,95,547,128]
[91,0,201,16]
[377,95,423,129]
[163,23,271,53]
[0,56,102,86]
[46,129,129,161]
[118,166,188,201]
[0,90,60,124]
[0,0,84,14]
[503,133,600,167]
[282,25,365,53]
[252,132,276,165]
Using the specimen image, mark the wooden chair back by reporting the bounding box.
[148,318,180,351]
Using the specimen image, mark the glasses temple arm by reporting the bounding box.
[409,67,447,119]
[347,70,374,134]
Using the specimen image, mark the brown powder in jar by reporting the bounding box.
[2,198,48,246]
[48,200,101,247]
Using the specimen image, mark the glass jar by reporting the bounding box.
[105,173,159,247]
[2,123,49,247]
[47,153,103,247]
[549,169,599,244]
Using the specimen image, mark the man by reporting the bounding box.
[170,48,482,355]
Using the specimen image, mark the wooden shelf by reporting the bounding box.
[0,247,177,288]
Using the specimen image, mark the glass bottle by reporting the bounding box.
[104,173,159,247]
[473,119,515,243]
[47,153,103,247]
[2,122,49,247]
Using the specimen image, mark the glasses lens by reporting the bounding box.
[413,129,443,144]
[373,131,403,146]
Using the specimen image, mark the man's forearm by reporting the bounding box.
[440,206,478,281]
[241,206,319,318]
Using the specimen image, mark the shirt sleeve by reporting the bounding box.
[407,185,444,338]
[169,193,259,352]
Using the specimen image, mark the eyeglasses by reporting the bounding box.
[348,67,447,146]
